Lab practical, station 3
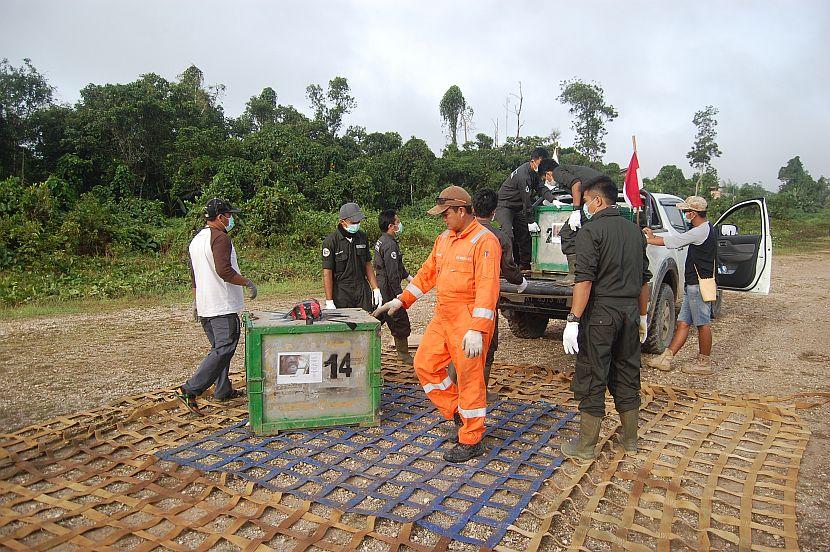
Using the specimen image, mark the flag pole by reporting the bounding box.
[632,135,640,226]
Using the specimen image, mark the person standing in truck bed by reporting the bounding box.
[495,147,556,271]
[553,163,607,284]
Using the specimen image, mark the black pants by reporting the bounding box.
[559,209,586,257]
[495,206,531,268]
[334,280,373,312]
[485,315,499,367]
[380,308,411,338]
[571,300,641,417]
[559,224,578,256]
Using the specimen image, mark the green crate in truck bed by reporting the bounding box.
[243,308,382,435]
[531,202,635,273]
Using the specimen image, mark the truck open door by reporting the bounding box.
[714,198,772,294]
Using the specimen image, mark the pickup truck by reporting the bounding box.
[498,190,772,353]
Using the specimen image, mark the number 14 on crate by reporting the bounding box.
[243,309,382,435]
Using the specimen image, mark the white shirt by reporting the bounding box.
[189,227,244,317]
[662,222,711,249]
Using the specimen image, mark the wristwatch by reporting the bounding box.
[567,313,580,323]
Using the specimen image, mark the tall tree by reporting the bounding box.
[557,79,618,162]
[0,58,55,180]
[243,87,279,131]
[306,76,356,137]
[777,156,829,213]
[439,85,466,147]
[686,105,722,187]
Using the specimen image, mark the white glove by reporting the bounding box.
[372,298,403,318]
[324,300,336,310]
[562,321,580,354]
[551,200,566,207]
[528,222,541,233]
[407,275,414,282]
[639,315,648,343]
[517,277,528,293]
[372,288,383,308]
[462,330,484,358]
[567,210,582,231]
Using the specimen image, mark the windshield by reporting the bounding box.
[660,200,688,233]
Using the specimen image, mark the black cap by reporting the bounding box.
[205,198,240,219]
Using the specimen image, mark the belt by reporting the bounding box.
[592,296,638,306]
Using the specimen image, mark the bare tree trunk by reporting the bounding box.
[512,81,524,139]
[504,96,510,143]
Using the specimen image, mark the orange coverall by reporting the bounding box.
[398,219,502,444]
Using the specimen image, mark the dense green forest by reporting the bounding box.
[1,59,828,306]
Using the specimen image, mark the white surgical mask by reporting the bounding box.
[225,215,235,231]
[346,223,360,234]
[396,221,403,234]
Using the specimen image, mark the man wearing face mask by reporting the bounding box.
[322,202,382,313]
[539,159,566,206]
[643,196,716,374]
[373,209,414,364]
[552,164,607,284]
[495,147,556,271]
[561,177,651,461]
[373,186,501,463]
[176,198,257,414]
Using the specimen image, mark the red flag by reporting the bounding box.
[623,152,643,208]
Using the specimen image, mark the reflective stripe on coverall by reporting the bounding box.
[398,219,502,445]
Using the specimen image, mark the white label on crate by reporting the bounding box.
[276,352,323,384]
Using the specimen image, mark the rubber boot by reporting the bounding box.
[561,412,602,462]
[618,409,638,454]
[561,254,577,285]
[484,363,499,403]
[395,336,414,365]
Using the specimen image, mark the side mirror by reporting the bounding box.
[720,224,738,236]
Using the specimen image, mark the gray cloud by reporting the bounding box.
[3,0,828,189]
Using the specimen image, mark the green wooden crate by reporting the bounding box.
[243,308,382,435]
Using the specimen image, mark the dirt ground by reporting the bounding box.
[1,252,829,550]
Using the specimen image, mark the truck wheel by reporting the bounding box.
[711,289,723,319]
[643,284,675,354]
[505,311,549,339]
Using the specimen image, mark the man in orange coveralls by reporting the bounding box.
[373,185,502,463]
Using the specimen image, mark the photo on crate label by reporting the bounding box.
[276,352,323,385]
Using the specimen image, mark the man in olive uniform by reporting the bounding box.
[374,209,415,364]
[561,176,651,461]
[322,202,382,312]
[553,164,607,283]
[495,147,556,270]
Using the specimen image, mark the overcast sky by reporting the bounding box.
[3,0,829,189]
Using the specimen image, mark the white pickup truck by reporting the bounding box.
[498,191,772,353]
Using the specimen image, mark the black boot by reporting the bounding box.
[394,337,414,365]
[446,412,463,443]
[618,409,638,454]
[561,412,602,462]
[562,254,577,285]
[443,441,486,463]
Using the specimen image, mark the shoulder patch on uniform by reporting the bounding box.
[322,247,331,257]
[391,251,397,259]
[525,185,530,193]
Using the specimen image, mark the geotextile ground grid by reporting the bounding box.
[0,352,809,551]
